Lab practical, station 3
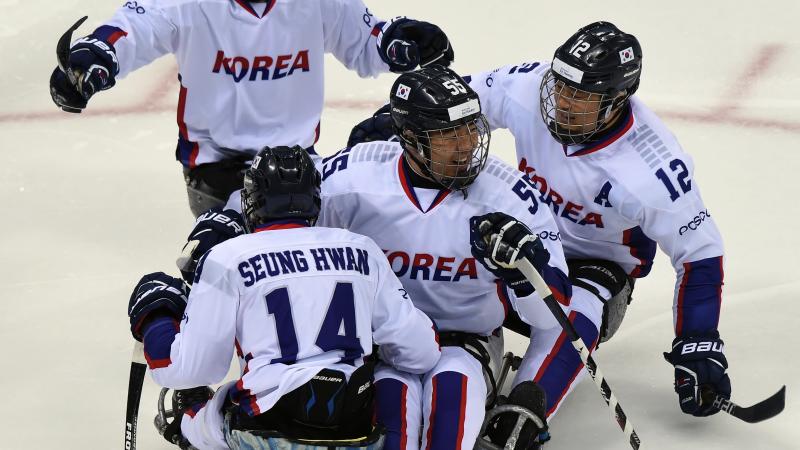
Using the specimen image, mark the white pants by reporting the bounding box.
[374,336,502,450]
[181,381,236,450]
[512,284,606,418]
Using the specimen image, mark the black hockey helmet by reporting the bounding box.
[241,145,321,231]
[540,21,642,145]
[390,65,490,191]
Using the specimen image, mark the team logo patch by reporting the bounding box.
[619,47,635,64]
[251,155,262,169]
[395,83,411,100]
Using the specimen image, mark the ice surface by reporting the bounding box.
[1,1,797,448]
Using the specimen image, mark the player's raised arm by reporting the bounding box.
[322,0,453,76]
[50,0,177,112]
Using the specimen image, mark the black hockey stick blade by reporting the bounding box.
[125,342,147,450]
[712,386,786,423]
[56,16,87,78]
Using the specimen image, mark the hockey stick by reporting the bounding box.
[516,259,641,450]
[124,341,147,450]
[709,386,786,423]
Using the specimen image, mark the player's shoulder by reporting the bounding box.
[320,141,402,193]
[468,61,549,100]
[474,155,529,190]
[136,0,215,10]
[470,155,540,209]
[314,226,383,252]
[606,100,699,211]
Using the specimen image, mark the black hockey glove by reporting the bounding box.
[176,207,245,284]
[470,212,550,297]
[128,272,189,341]
[663,332,731,417]
[50,36,119,112]
[347,104,396,147]
[377,17,454,73]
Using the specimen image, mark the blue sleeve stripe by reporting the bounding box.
[542,265,572,306]
[622,226,657,278]
[91,25,127,45]
[142,316,180,369]
[676,256,724,335]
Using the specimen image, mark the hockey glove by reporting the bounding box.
[176,207,245,284]
[50,36,119,112]
[128,272,189,341]
[469,212,550,297]
[377,17,454,73]
[663,332,731,417]
[347,104,397,147]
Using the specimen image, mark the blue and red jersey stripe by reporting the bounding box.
[176,79,199,168]
[675,256,724,336]
[91,25,128,45]
[622,226,657,278]
[397,157,450,213]
[565,108,635,157]
[232,0,276,18]
[142,316,181,369]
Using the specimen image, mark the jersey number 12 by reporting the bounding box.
[265,282,362,364]
[655,158,692,201]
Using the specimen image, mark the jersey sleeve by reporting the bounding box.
[92,0,179,78]
[369,241,440,374]
[465,62,544,131]
[146,249,237,388]
[620,153,725,337]
[320,0,388,78]
[493,171,572,331]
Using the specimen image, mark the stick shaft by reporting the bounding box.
[124,342,147,450]
[517,260,641,449]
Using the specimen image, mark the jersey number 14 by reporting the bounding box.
[265,282,362,364]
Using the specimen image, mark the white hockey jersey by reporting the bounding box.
[467,63,725,336]
[142,225,439,415]
[317,142,572,335]
[92,0,389,167]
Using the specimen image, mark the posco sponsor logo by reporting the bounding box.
[679,210,710,235]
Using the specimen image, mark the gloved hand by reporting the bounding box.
[128,272,189,341]
[470,212,550,297]
[176,207,245,284]
[50,36,119,112]
[346,104,396,147]
[377,17,454,73]
[663,332,732,416]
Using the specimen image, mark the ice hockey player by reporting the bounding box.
[50,0,454,217]
[126,146,441,449]
[459,21,731,419]
[316,65,571,450]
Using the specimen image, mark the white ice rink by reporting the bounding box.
[1,0,798,448]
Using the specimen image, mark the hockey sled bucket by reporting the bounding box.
[475,403,547,450]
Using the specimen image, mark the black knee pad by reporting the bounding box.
[183,157,250,217]
[567,259,634,343]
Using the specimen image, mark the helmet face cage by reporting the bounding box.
[539,70,628,146]
[401,113,490,191]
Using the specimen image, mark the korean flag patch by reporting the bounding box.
[619,47,635,64]
[395,83,411,100]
